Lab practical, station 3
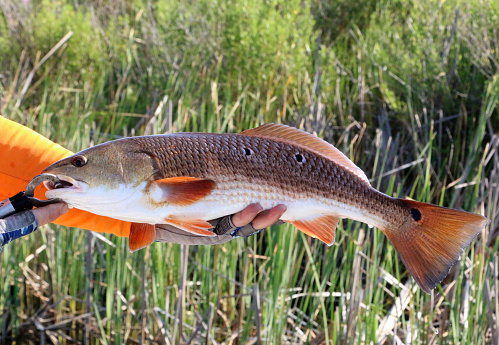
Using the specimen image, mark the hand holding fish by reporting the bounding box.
[32,203,69,226]
[231,203,287,230]
[154,203,286,245]
[42,123,489,293]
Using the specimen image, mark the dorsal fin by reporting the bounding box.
[240,123,370,184]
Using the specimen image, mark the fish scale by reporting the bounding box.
[43,123,489,294]
[132,133,377,209]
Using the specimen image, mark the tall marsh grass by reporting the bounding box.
[0,0,498,343]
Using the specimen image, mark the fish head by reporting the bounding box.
[42,139,158,208]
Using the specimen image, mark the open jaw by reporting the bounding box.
[44,176,86,196]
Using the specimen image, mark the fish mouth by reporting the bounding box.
[44,176,87,195]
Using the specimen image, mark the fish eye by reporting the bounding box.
[71,155,87,168]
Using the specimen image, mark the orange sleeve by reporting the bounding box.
[0,116,131,237]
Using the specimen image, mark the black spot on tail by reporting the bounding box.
[411,208,422,221]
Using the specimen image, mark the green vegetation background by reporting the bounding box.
[0,0,498,343]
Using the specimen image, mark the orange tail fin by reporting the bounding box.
[384,199,489,293]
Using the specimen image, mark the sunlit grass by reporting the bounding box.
[0,0,498,344]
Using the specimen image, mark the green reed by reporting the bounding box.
[0,0,497,343]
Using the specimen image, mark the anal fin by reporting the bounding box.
[129,223,156,252]
[164,217,216,237]
[287,215,340,246]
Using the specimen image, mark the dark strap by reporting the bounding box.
[214,215,262,238]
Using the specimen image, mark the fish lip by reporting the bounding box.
[44,175,87,195]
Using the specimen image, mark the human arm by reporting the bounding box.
[0,203,68,251]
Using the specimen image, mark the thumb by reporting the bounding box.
[32,203,69,226]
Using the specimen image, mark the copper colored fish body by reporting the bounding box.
[43,124,489,293]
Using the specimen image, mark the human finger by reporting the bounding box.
[231,203,264,227]
[251,204,287,230]
[32,203,69,226]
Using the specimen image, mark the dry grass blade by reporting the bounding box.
[205,303,215,345]
[186,304,212,344]
[378,282,418,344]
[84,232,94,345]
[484,282,498,345]
[14,31,73,110]
[252,284,262,345]
[173,245,189,344]
[346,229,365,340]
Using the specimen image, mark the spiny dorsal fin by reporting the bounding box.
[240,123,370,184]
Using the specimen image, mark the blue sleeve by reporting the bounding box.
[0,210,39,248]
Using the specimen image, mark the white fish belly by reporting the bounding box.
[115,186,369,226]
[56,181,387,230]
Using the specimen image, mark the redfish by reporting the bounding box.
[43,123,488,293]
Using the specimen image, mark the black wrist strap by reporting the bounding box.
[0,192,33,219]
[214,215,262,238]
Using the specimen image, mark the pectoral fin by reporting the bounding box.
[287,215,340,246]
[129,223,156,252]
[164,217,216,236]
[151,177,216,206]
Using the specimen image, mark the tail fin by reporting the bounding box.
[384,199,489,293]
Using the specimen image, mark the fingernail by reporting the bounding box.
[252,203,264,212]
